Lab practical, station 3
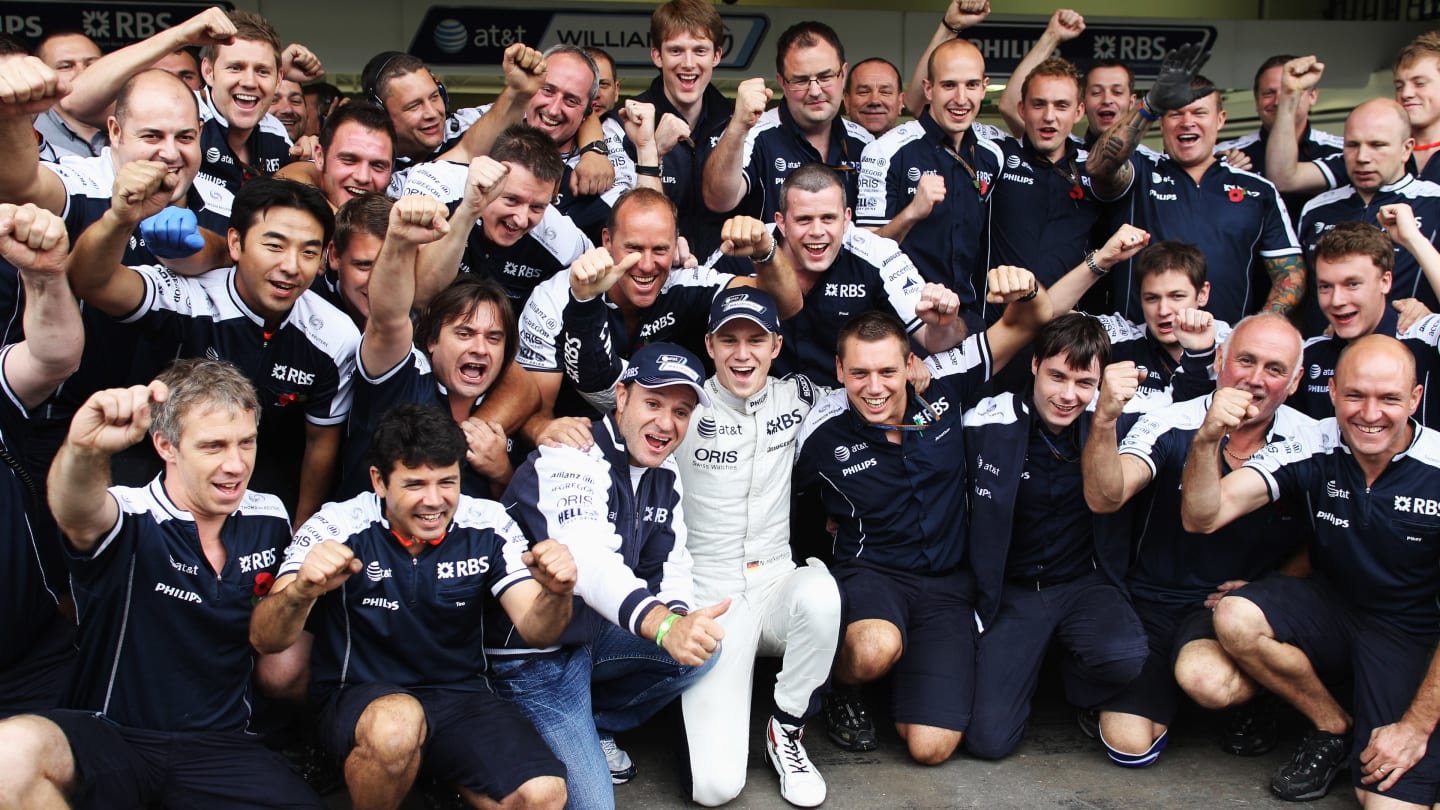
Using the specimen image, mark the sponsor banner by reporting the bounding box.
[0,1,231,51]
[964,23,1216,80]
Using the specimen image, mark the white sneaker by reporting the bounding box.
[599,735,636,784]
[765,716,827,807]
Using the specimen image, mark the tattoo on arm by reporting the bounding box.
[1087,108,1148,198]
[1263,254,1305,314]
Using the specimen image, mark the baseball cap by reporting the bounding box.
[618,343,712,407]
[708,287,781,334]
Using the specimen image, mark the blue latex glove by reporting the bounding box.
[139,207,206,259]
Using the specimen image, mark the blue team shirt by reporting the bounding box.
[738,103,872,222]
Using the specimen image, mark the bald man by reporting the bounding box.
[1182,334,1440,805]
[1297,98,1440,334]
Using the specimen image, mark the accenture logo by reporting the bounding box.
[833,445,851,463]
[433,19,468,54]
[906,167,921,182]
[697,415,717,439]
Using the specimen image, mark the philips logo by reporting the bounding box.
[155,582,202,603]
[362,596,399,611]
[1315,510,1350,528]
[841,457,877,476]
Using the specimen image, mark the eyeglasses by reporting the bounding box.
[783,70,841,91]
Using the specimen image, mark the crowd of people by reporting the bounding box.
[0,0,1436,807]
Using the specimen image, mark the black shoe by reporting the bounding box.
[824,690,877,752]
[1270,729,1349,801]
[1222,697,1278,757]
[1076,709,1101,741]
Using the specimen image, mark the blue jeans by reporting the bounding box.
[489,631,716,810]
[590,621,716,734]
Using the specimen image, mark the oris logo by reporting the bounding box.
[694,448,738,464]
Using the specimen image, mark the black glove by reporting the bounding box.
[1144,44,1214,115]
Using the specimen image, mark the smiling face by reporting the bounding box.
[479,163,553,247]
[614,382,696,467]
[1084,65,1134,135]
[229,206,326,325]
[202,38,280,134]
[1139,269,1209,348]
[1031,351,1100,433]
[844,60,902,136]
[776,183,847,274]
[426,300,507,405]
[372,461,461,543]
[1330,337,1421,462]
[381,69,447,159]
[271,79,308,142]
[154,403,258,520]
[603,200,676,310]
[925,40,986,143]
[1395,54,1440,134]
[653,30,721,114]
[779,42,846,135]
[527,51,594,147]
[1316,253,1392,340]
[109,73,202,204]
[316,122,394,208]
[1021,74,1084,162]
[838,333,910,426]
[1216,316,1302,427]
[1255,64,1314,131]
[1160,92,1225,168]
[706,319,780,399]
[329,230,381,322]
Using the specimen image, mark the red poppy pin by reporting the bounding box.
[1227,187,1246,203]
[277,392,298,407]
[1069,185,1084,201]
[978,179,989,195]
[253,571,274,597]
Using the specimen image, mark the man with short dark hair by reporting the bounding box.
[843,57,903,137]
[32,31,103,158]
[702,21,872,223]
[320,192,392,326]
[252,403,571,810]
[271,79,307,143]
[0,359,325,810]
[794,267,1052,765]
[66,171,358,527]
[276,103,396,212]
[963,314,1147,760]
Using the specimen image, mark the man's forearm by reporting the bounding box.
[160,228,229,277]
[250,580,320,654]
[67,209,136,301]
[1263,254,1305,314]
[1264,92,1325,194]
[1402,649,1440,736]
[295,424,341,528]
[1179,434,1226,533]
[47,442,115,552]
[59,28,190,126]
[472,362,540,435]
[514,589,574,648]
[1081,417,1128,513]
[702,125,748,213]
[1086,108,1149,199]
[0,115,57,210]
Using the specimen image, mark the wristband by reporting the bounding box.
[1137,98,1158,122]
[1085,251,1109,277]
[654,613,680,648]
[942,19,967,35]
[578,139,608,157]
[635,164,662,177]
[753,236,779,265]
[1015,284,1039,303]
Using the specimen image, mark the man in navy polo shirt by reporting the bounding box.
[498,343,727,809]
[1290,220,1440,426]
[275,103,396,213]
[407,124,590,306]
[0,360,323,810]
[962,314,1148,761]
[1082,313,1318,769]
[855,37,1001,317]
[794,266,1052,766]
[66,170,358,527]
[338,193,531,501]
[1185,334,1440,805]
[1296,99,1440,332]
[1088,48,1304,325]
[702,21,872,224]
[252,404,570,810]
[631,0,735,257]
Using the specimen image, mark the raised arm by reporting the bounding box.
[0,57,70,214]
[702,77,770,214]
[362,194,451,377]
[496,539,576,647]
[1380,203,1440,301]
[1179,388,1273,533]
[1082,362,1153,512]
[251,538,360,653]
[870,174,946,243]
[904,0,991,117]
[718,216,803,317]
[440,43,546,165]
[913,283,967,353]
[0,204,82,409]
[1047,224,1151,313]
[48,381,167,552]
[1263,56,1330,195]
[413,157,507,305]
[997,9,1084,136]
[65,160,174,317]
[57,7,235,127]
[984,265,1054,369]
[1262,253,1306,315]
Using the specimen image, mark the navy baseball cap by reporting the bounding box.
[619,343,712,407]
[708,287,781,334]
